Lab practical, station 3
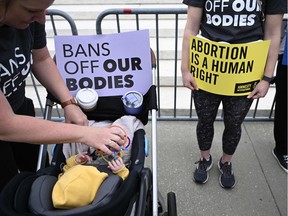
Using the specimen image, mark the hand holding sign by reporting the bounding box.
[189,36,271,96]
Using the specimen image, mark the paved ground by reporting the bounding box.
[144,120,287,216]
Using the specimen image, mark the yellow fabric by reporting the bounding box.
[58,155,86,178]
[52,164,108,209]
[112,165,129,180]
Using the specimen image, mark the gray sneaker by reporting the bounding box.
[193,155,213,184]
[218,159,236,189]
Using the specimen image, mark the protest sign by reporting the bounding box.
[54,30,151,97]
[189,36,270,96]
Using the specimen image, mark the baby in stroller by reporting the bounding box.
[51,115,143,208]
[52,151,129,209]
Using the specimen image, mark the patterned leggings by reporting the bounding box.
[193,90,253,155]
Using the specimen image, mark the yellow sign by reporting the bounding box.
[189,36,271,96]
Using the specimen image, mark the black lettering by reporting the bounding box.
[64,61,78,74]
[101,43,110,56]
[63,44,73,57]
[107,76,113,88]
[87,43,101,56]
[205,71,213,83]
[66,78,78,91]
[190,65,196,77]
[104,59,117,72]
[229,62,239,74]
[197,40,203,52]
[211,59,219,72]
[94,77,106,89]
[90,60,100,73]
[79,60,90,73]
[79,77,93,88]
[247,60,254,72]
[131,57,142,70]
[191,53,199,65]
[211,44,218,57]
[202,57,208,69]
[239,46,248,59]
[191,38,197,51]
[118,58,130,71]
[114,75,124,88]
[124,75,134,88]
[75,44,87,57]
[200,69,205,80]
[230,47,239,60]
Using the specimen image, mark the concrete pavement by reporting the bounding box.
[144,120,287,216]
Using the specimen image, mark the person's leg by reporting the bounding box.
[0,141,19,192]
[222,96,253,158]
[194,90,221,155]
[273,54,288,172]
[193,90,221,183]
[218,96,253,188]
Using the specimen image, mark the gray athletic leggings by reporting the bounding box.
[193,90,253,155]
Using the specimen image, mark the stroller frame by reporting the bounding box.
[0,9,177,216]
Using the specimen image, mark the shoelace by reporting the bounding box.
[195,159,208,171]
[221,162,233,176]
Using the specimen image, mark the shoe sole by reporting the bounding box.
[218,162,236,189]
[272,149,288,174]
[193,162,213,184]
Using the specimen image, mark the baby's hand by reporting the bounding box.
[108,157,124,172]
[75,152,90,164]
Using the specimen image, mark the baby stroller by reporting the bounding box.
[0,37,177,216]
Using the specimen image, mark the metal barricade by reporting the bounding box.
[96,7,277,121]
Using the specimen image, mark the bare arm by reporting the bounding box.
[181,6,203,91]
[0,92,123,155]
[248,14,284,99]
[31,46,88,125]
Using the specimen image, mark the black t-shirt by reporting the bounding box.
[183,0,287,43]
[0,22,46,111]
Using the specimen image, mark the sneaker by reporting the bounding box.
[218,159,236,189]
[272,148,288,173]
[193,155,213,184]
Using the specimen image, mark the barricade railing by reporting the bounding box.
[34,8,280,121]
[95,7,278,121]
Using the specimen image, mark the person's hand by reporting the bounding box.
[75,152,90,164]
[182,72,198,91]
[108,157,124,172]
[82,126,125,155]
[247,81,270,99]
[64,105,88,126]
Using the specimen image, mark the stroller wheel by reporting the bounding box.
[167,192,177,216]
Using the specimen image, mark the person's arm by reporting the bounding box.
[108,158,129,180]
[31,46,88,125]
[113,165,129,180]
[181,6,203,91]
[58,153,90,178]
[248,14,284,99]
[0,91,123,155]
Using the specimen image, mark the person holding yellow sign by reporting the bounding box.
[181,0,286,189]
